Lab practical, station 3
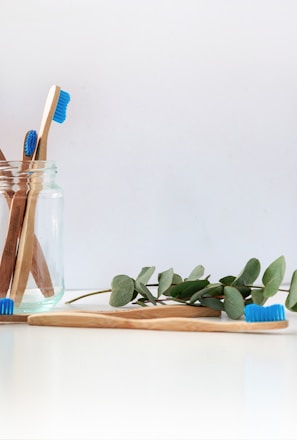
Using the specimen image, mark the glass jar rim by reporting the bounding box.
[0,160,57,169]
[0,160,56,164]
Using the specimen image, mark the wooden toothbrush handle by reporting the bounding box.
[0,150,54,299]
[0,191,27,297]
[96,304,221,319]
[27,312,289,331]
[1,305,220,323]
[31,238,54,297]
[10,188,44,305]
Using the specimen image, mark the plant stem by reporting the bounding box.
[246,284,289,293]
[65,289,111,304]
[66,284,161,304]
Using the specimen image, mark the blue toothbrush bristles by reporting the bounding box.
[0,298,14,315]
[244,304,285,322]
[24,130,37,157]
[53,90,71,124]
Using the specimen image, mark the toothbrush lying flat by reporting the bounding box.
[0,141,54,298]
[0,304,221,323]
[0,302,289,332]
[10,86,70,305]
[27,306,288,332]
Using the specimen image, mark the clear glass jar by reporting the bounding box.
[0,160,64,313]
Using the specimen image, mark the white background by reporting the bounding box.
[0,0,296,289]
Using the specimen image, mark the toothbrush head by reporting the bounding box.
[0,298,14,315]
[244,304,286,322]
[24,130,37,158]
[53,89,71,124]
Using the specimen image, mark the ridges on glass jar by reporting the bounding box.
[0,160,64,313]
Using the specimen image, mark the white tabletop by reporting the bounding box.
[1,290,297,440]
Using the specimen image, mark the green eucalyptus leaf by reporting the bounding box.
[135,299,148,307]
[232,258,261,287]
[251,288,266,305]
[136,297,147,303]
[285,270,297,311]
[135,266,156,292]
[172,273,183,284]
[131,290,139,301]
[236,286,251,299]
[138,283,157,305]
[169,279,209,300]
[219,275,236,285]
[186,265,205,281]
[223,286,244,319]
[189,283,223,304]
[286,300,297,312]
[158,268,174,297]
[109,275,135,307]
[262,256,286,298]
[162,273,184,297]
[199,296,225,311]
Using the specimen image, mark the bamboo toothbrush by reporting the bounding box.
[0,145,54,298]
[0,304,221,323]
[27,304,288,332]
[10,86,70,305]
[0,133,37,297]
[32,86,70,160]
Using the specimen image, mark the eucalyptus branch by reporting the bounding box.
[66,256,297,319]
